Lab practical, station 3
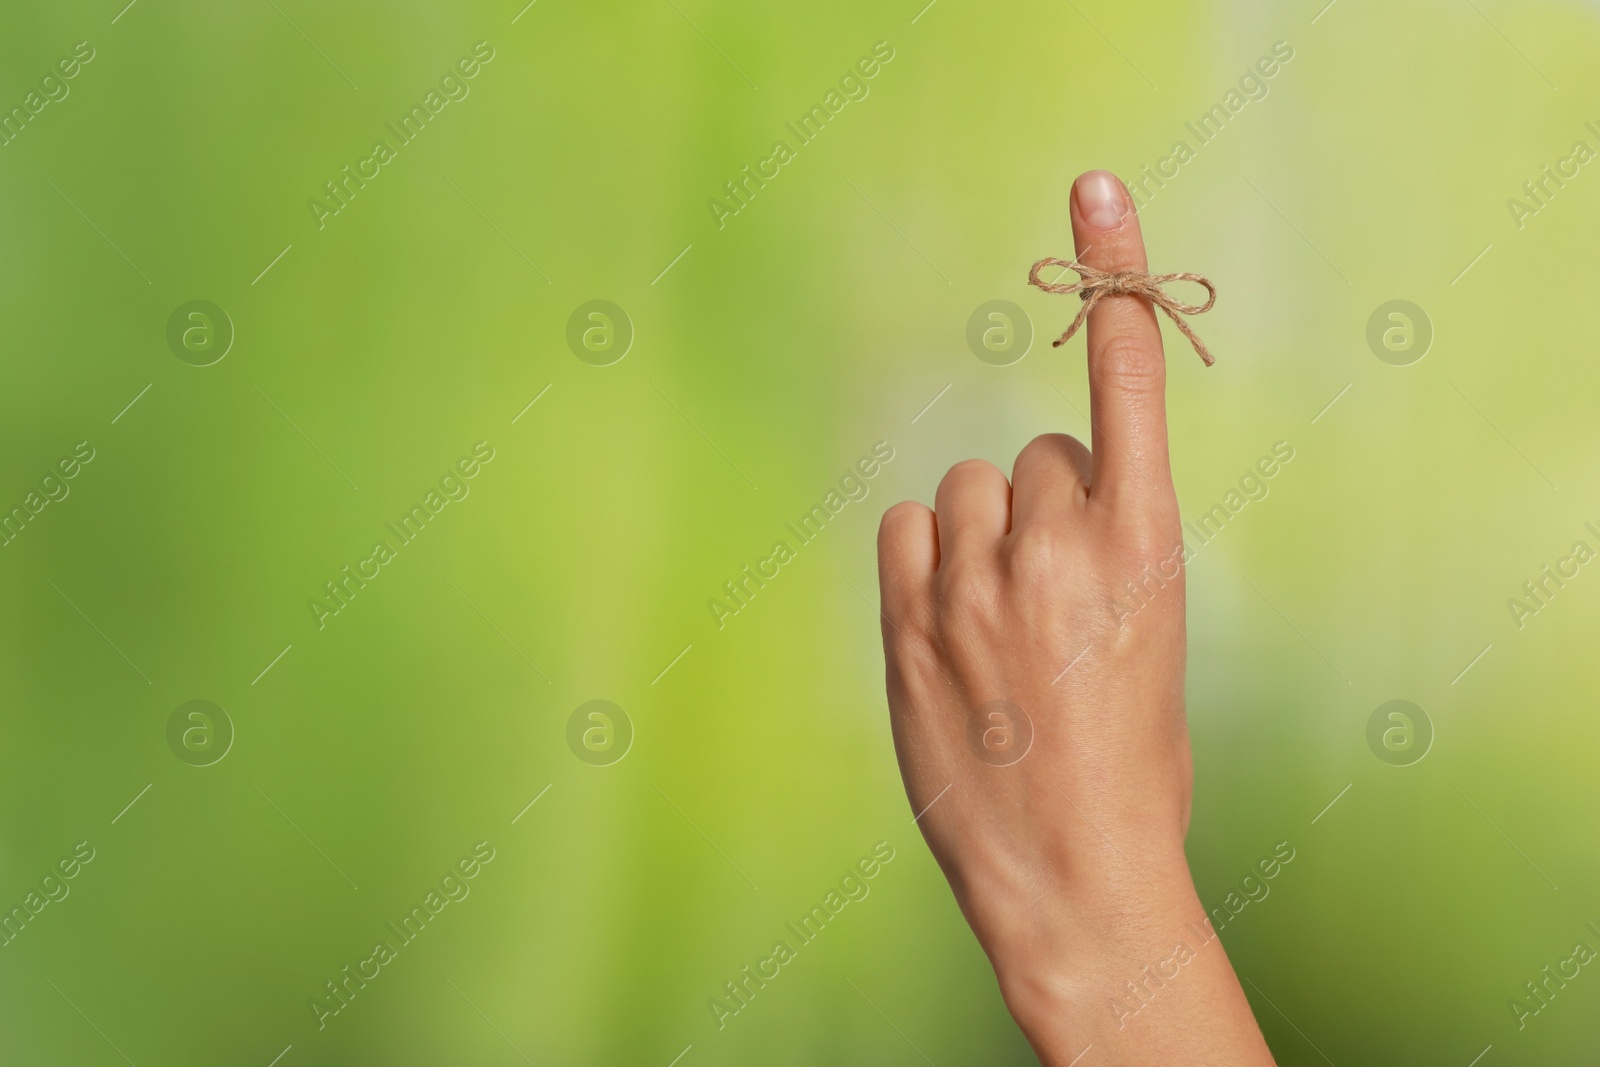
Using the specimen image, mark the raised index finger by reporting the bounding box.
[1066,170,1174,513]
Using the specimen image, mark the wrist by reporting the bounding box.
[988,865,1201,1018]
[978,852,1242,1063]
[986,874,1274,1067]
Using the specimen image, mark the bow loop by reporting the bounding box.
[1027,258,1218,367]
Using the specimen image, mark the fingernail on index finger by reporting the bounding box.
[1074,170,1134,233]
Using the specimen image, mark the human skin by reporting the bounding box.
[874,170,1277,1065]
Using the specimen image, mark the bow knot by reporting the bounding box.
[1100,271,1143,296]
[1027,257,1219,366]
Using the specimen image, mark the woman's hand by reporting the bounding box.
[875,171,1275,1066]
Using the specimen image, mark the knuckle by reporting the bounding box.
[938,559,1002,619]
[1014,433,1091,491]
[1009,520,1071,574]
[1091,335,1166,394]
[1112,531,1188,588]
[940,457,1005,493]
[1110,507,1183,563]
[879,499,928,541]
[1017,432,1085,467]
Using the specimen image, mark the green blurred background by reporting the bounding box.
[2,0,1598,1063]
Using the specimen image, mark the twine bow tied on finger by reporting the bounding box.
[1027,257,1219,366]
